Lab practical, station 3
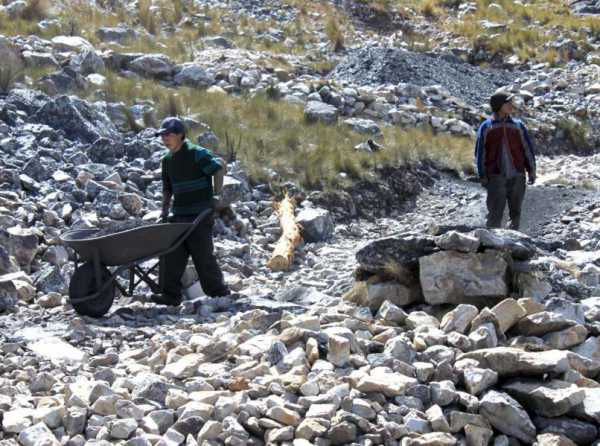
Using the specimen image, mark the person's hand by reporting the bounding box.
[160,213,168,223]
[213,194,227,211]
[216,157,227,172]
[480,176,489,187]
[527,173,536,185]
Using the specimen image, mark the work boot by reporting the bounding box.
[150,293,182,306]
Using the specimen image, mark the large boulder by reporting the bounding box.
[31,95,120,143]
[87,137,124,164]
[343,118,381,135]
[6,88,50,116]
[517,311,575,337]
[69,49,105,76]
[304,101,339,125]
[297,207,334,242]
[220,175,247,207]
[440,304,478,334]
[545,297,586,324]
[355,367,417,397]
[435,231,480,253]
[570,0,600,14]
[131,374,171,405]
[491,298,527,334]
[96,26,137,44]
[34,266,67,294]
[28,337,86,363]
[161,354,204,380]
[0,274,19,313]
[129,54,174,79]
[7,226,38,268]
[533,416,598,445]
[17,422,60,446]
[346,279,421,311]
[22,50,58,68]
[480,390,536,444]
[543,325,588,349]
[503,379,586,417]
[355,233,436,281]
[51,35,94,52]
[459,347,600,378]
[39,67,89,95]
[571,388,600,423]
[203,36,234,49]
[472,228,537,259]
[572,337,600,361]
[174,63,215,88]
[0,246,18,275]
[419,250,509,305]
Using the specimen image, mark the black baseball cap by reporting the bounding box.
[154,117,186,137]
[490,93,514,113]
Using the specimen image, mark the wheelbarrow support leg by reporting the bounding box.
[129,266,136,296]
[93,249,103,290]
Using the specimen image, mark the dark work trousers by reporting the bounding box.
[486,174,527,230]
[159,212,228,299]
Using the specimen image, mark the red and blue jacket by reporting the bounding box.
[474,115,536,178]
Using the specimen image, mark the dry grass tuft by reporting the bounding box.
[0,45,23,94]
[343,281,368,306]
[421,0,439,18]
[20,0,50,21]
[94,75,472,189]
[325,16,345,52]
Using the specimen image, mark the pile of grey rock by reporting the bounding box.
[2,225,600,446]
[1,1,600,445]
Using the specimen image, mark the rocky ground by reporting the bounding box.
[2,146,600,446]
[2,0,600,446]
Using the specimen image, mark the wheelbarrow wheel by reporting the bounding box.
[69,261,115,318]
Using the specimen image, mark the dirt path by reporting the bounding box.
[423,176,600,238]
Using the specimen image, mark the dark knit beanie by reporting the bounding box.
[490,93,513,113]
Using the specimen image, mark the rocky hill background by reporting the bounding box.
[1,1,600,446]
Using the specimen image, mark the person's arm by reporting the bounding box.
[195,148,226,206]
[519,121,536,183]
[213,157,227,195]
[161,192,172,223]
[161,160,172,222]
[475,122,488,185]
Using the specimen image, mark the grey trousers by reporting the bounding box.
[486,174,526,230]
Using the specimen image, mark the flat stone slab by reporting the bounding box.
[28,336,86,363]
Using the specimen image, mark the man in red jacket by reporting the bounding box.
[474,93,536,230]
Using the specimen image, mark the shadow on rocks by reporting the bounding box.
[310,161,438,221]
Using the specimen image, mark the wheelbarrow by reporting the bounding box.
[60,209,211,318]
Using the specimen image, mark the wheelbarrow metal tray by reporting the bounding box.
[60,223,191,266]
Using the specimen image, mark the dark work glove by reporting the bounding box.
[480,176,489,187]
[160,213,168,223]
[527,173,536,185]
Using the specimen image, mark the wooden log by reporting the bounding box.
[267,194,303,271]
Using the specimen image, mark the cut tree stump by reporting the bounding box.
[268,194,303,271]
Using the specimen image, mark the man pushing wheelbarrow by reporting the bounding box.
[154,116,231,306]
[61,117,230,317]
